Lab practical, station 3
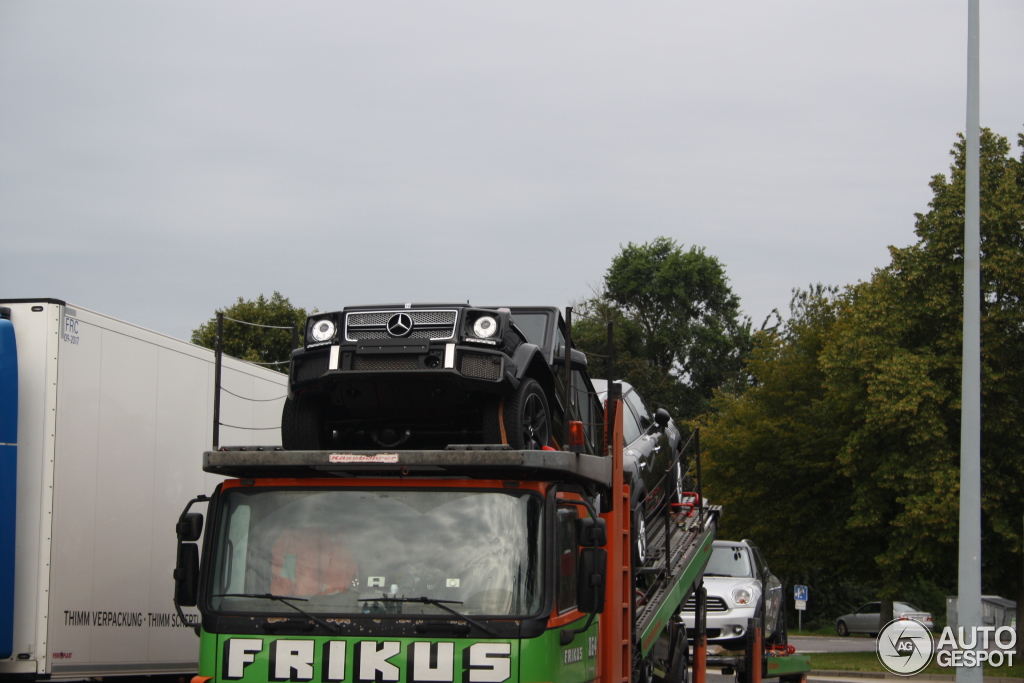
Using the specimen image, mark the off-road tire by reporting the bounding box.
[281,395,329,449]
[503,378,551,450]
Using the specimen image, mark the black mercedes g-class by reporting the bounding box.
[282,304,605,453]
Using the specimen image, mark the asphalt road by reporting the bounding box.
[789,635,877,653]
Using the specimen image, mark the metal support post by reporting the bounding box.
[212,312,223,449]
[693,584,707,683]
[695,429,703,532]
[563,307,572,450]
[744,617,763,683]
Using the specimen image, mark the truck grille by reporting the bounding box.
[683,596,729,612]
[294,353,329,382]
[460,352,502,380]
[345,309,458,342]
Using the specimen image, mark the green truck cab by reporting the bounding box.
[174,398,719,683]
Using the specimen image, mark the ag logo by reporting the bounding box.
[876,619,934,676]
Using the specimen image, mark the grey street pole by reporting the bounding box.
[956,1,982,682]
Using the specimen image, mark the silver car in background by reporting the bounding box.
[835,602,934,636]
[679,539,783,650]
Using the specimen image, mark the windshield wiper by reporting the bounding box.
[357,596,498,637]
[215,593,339,633]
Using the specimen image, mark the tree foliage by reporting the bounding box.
[191,292,310,372]
[700,129,1024,623]
[573,238,752,421]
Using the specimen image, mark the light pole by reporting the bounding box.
[956,1,982,682]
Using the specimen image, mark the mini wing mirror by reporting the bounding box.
[176,513,204,542]
[654,408,671,430]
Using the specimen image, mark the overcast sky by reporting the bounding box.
[2,2,1022,341]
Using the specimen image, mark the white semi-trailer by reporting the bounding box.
[0,298,287,680]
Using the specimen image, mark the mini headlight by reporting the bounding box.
[732,587,753,606]
[310,319,336,343]
[473,316,498,339]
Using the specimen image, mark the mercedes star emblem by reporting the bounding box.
[386,313,414,337]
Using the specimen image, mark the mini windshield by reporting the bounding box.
[208,487,544,618]
[704,545,753,578]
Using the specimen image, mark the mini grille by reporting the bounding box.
[352,355,422,371]
[683,596,729,612]
[460,352,502,380]
[295,353,329,382]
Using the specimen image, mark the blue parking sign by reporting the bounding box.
[794,585,808,601]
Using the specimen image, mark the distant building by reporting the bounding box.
[946,595,1016,632]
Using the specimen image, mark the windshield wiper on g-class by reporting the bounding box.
[356,596,498,637]
[215,593,339,633]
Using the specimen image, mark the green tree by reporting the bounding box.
[191,292,310,372]
[700,286,861,577]
[821,128,1024,598]
[699,129,1024,621]
[574,238,752,420]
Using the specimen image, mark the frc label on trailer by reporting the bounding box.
[220,638,515,683]
[62,316,80,345]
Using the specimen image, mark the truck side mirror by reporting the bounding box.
[176,513,203,542]
[174,543,200,607]
[577,548,607,614]
[575,517,607,547]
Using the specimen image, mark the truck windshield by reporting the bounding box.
[208,487,544,618]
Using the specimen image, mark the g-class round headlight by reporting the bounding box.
[310,319,336,343]
[732,587,754,606]
[473,316,498,339]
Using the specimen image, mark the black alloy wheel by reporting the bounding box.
[503,378,551,450]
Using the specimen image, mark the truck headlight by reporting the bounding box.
[473,316,498,339]
[732,587,754,606]
[310,319,336,343]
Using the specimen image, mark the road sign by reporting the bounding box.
[794,585,808,602]
[795,599,807,611]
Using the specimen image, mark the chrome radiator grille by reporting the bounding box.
[345,309,458,342]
